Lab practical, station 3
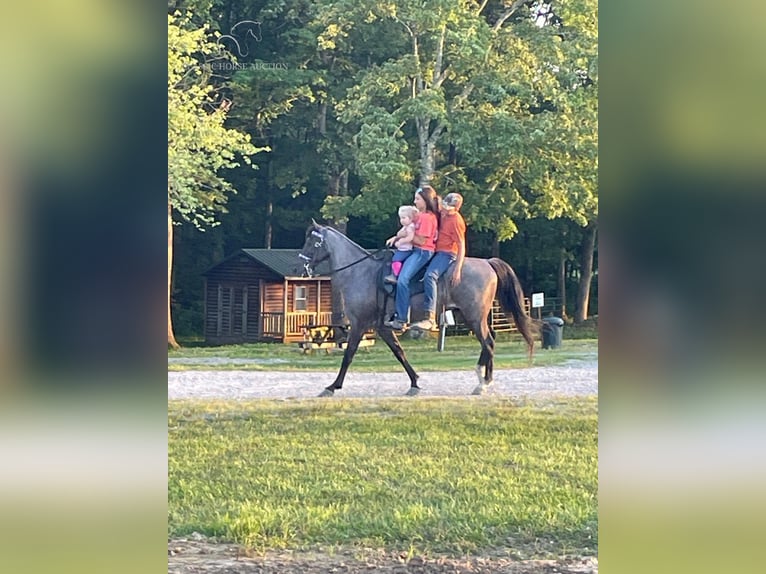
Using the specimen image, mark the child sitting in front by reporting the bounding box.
[384,205,419,284]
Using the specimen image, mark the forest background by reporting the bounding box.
[168,0,597,343]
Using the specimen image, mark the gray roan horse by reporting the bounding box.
[299,222,536,396]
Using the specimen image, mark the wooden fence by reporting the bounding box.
[260,311,334,340]
[446,297,536,336]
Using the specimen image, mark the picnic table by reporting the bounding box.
[298,324,376,354]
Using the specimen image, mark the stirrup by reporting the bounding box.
[384,318,407,330]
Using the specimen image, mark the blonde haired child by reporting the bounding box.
[384,205,419,283]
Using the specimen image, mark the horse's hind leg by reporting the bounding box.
[377,328,420,395]
[470,320,495,395]
[485,335,495,382]
[319,327,365,397]
[475,336,495,385]
[476,347,488,384]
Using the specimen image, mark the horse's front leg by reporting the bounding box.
[318,327,365,397]
[377,328,420,396]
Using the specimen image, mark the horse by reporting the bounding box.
[299,222,536,397]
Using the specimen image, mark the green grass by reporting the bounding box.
[561,318,599,340]
[168,334,597,372]
[168,397,598,558]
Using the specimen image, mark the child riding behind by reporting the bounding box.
[384,205,419,284]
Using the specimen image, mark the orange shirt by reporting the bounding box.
[414,211,438,251]
[435,211,466,255]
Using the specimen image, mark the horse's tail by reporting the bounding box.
[488,258,537,358]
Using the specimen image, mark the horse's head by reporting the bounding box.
[298,221,330,277]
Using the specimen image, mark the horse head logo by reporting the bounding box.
[217,20,262,58]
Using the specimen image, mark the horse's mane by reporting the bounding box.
[323,225,374,256]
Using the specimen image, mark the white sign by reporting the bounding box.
[531,292,544,308]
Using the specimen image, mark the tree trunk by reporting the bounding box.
[264,198,272,248]
[326,168,348,234]
[410,28,442,186]
[424,141,437,184]
[265,158,273,248]
[318,101,327,135]
[491,234,500,258]
[448,142,458,166]
[416,117,434,185]
[558,250,568,320]
[337,169,348,234]
[574,222,597,324]
[168,201,180,349]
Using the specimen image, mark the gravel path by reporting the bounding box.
[168,358,597,400]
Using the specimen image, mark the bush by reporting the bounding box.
[172,302,204,338]
[564,316,598,339]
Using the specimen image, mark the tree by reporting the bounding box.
[167,0,598,336]
[574,221,596,322]
[317,0,597,242]
[526,0,598,321]
[168,13,266,348]
[325,0,499,218]
[218,0,371,234]
[499,216,591,319]
[474,0,597,320]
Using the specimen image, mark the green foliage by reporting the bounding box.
[168,1,598,336]
[315,0,598,239]
[168,12,267,229]
[168,397,598,556]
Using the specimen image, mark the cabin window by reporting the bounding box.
[294,285,308,311]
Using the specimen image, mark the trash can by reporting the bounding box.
[541,316,565,349]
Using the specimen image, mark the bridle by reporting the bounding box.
[299,228,387,277]
[298,230,328,278]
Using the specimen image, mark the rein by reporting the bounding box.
[328,247,388,274]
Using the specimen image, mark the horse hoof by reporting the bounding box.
[405,387,421,396]
[474,366,484,385]
[471,384,487,396]
[318,388,335,397]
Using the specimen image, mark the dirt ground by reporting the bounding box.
[168,536,597,574]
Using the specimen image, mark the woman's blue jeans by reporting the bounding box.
[422,251,456,316]
[393,247,433,321]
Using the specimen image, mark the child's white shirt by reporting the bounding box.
[397,223,416,251]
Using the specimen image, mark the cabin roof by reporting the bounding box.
[203,249,332,278]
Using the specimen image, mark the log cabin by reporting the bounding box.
[203,249,335,344]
